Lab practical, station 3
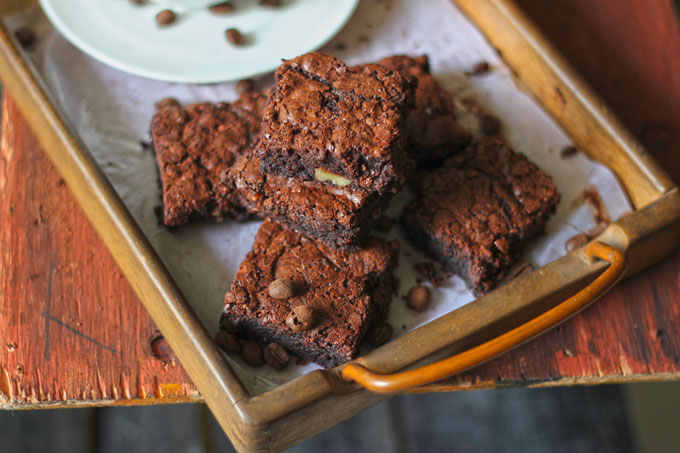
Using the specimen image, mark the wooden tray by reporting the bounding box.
[0,0,678,450]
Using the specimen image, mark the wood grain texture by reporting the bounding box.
[0,0,679,412]
[0,97,199,406]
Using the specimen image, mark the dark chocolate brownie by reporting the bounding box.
[230,152,388,249]
[150,92,266,226]
[222,219,399,367]
[376,55,472,168]
[401,138,560,295]
[257,52,416,194]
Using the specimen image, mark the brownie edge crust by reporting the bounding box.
[222,219,399,368]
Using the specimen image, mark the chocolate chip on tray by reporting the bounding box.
[215,330,240,354]
[286,305,316,332]
[209,1,234,14]
[269,278,296,299]
[366,323,393,347]
[264,342,290,370]
[156,10,177,27]
[406,285,431,312]
[240,340,264,366]
[226,28,245,45]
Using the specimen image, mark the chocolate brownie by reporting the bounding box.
[401,138,560,295]
[150,92,266,226]
[257,52,416,194]
[222,219,399,367]
[230,152,387,249]
[376,55,472,168]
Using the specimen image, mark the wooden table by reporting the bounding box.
[1,0,679,408]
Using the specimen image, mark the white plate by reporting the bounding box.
[39,0,359,83]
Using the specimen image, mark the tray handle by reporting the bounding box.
[341,241,626,393]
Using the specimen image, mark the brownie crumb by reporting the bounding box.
[480,114,501,136]
[560,146,579,158]
[413,262,443,287]
[466,61,490,76]
[226,28,245,45]
[156,10,176,26]
[565,233,589,253]
[209,1,234,14]
[14,27,36,49]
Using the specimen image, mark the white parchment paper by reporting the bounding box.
[8,0,632,394]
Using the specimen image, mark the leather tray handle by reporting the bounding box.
[341,241,626,393]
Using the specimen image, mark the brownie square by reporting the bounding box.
[401,138,560,295]
[230,152,387,249]
[222,219,399,367]
[150,93,266,226]
[376,55,472,168]
[257,52,416,194]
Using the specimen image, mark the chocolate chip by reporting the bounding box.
[155,97,180,110]
[565,233,589,253]
[260,0,281,6]
[156,10,176,26]
[269,278,295,299]
[480,114,500,136]
[236,79,255,95]
[286,305,315,332]
[240,341,263,366]
[226,28,245,45]
[560,146,579,158]
[215,330,240,353]
[209,1,234,13]
[407,285,430,312]
[14,27,36,49]
[367,323,393,347]
[263,342,289,370]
